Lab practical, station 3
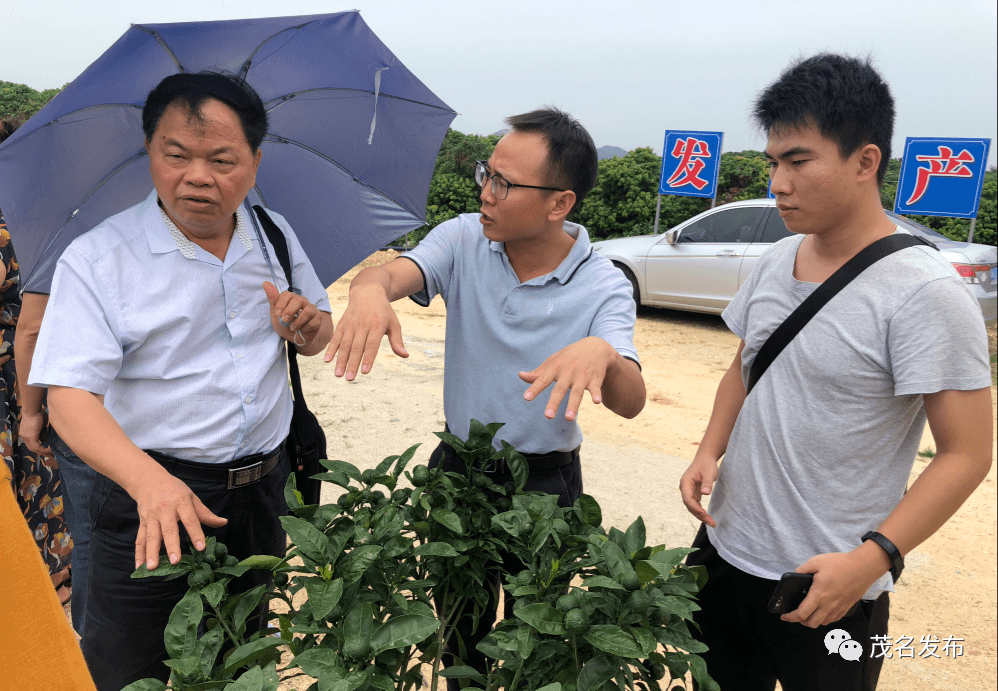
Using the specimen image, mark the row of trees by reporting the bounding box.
[406,129,997,247]
[3,82,994,247]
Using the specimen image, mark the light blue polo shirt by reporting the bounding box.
[405,213,639,454]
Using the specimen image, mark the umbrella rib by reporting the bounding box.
[237,20,321,79]
[264,87,456,114]
[133,24,185,71]
[29,149,150,280]
[263,135,424,222]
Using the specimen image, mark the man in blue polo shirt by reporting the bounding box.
[325,107,646,681]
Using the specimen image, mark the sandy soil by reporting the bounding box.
[290,251,997,690]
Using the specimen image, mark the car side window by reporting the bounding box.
[758,209,793,243]
[677,207,764,243]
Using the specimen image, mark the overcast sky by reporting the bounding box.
[4,0,997,165]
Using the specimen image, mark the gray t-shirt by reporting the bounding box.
[708,230,990,598]
[404,213,639,454]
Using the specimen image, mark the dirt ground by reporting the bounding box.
[290,250,997,690]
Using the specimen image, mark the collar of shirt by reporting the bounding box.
[152,202,253,259]
[488,220,594,285]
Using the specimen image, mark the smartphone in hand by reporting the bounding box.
[768,572,813,614]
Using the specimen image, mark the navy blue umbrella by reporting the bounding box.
[0,11,456,292]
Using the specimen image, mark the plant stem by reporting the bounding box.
[210,601,242,649]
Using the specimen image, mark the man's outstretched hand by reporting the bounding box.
[519,337,619,422]
[132,466,228,571]
[324,284,408,380]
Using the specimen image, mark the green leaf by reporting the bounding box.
[368,673,395,691]
[623,517,646,557]
[231,584,267,636]
[220,638,284,677]
[304,577,344,620]
[577,655,617,691]
[580,575,626,591]
[412,542,460,557]
[343,601,375,644]
[654,595,700,621]
[340,544,382,584]
[213,564,251,579]
[576,494,603,527]
[635,560,672,584]
[390,443,421,479]
[687,653,720,691]
[164,589,203,660]
[293,647,346,679]
[284,472,303,510]
[223,665,273,691]
[582,625,645,658]
[430,509,463,534]
[629,626,658,656]
[492,510,532,538]
[198,627,225,679]
[498,441,529,491]
[536,684,562,691]
[319,459,362,483]
[120,680,169,691]
[516,624,536,659]
[438,665,487,681]
[199,581,226,610]
[312,471,353,488]
[369,614,440,654]
[601,542,635,583]
[649,546,695,568]
[131,560,192,579]
[279,516,331,565]
[661,620,708,654]
[513,603,566,636]
[434,432,468,453]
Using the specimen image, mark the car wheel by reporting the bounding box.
[614,263,641,307]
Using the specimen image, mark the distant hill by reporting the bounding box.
[597,145,628,160]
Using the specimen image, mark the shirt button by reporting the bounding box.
[236,352,244,359]
[229,311,236,318]
[245,395,253,403]
[514,288,520,294]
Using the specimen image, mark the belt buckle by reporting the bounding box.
[227,460,265,489]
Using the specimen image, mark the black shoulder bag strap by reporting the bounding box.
[746,233,936,395]
[253,206,307,404]
[253,205,326,505]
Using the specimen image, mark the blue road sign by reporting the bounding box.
[894,137,991,218]
[659,130,723,198]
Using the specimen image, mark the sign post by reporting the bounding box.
[893,137,991,242]
[654,130,724,234]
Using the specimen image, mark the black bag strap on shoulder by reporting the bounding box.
[253,205,305,403]
[746,233,934,395]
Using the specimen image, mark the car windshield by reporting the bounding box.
[885,211,948,240]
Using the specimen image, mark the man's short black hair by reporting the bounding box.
[143,72,268,152]
[754,53,895,186]
[504,107,598,215]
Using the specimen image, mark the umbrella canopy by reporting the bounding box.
[0,11,456,292]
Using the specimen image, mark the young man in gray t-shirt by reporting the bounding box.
[679,54,992,690]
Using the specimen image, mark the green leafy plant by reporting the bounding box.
[125,422,716,691]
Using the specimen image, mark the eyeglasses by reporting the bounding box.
[474,160,566,201]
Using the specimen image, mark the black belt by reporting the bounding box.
[145,444,284,489]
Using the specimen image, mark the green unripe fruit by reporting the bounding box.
[213,543,228,561]
[495,497,512,511]
[412,521,430,539]
[362,469,376,484]
[392,488,410,504]
[626,588,652,615]
[556,594,578,612]
[342,638,371,661]
[651,662,666,680]
[188,569,211,589]
[411,466,429,487]
[273,571,290,587]
[564,608,590,634]
[338,493,356,510]
[621,572,641,591]
[473,474,492,489]
[515,571,533,587]
[223,555,239,568]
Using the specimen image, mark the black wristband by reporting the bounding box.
[862,531,904,582]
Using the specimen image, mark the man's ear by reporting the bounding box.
[856,143,881,184]
[547,190,577,223]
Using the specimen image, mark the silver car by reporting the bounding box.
[592,199,997,321]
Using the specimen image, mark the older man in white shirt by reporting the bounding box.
[30,72,333,691]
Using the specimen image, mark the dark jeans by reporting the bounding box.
[428,440,583,690]
[686,525,889,691]
[49,426,97,636]
[82,448,290,691]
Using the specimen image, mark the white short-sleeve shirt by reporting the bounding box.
[30,190,330,464]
